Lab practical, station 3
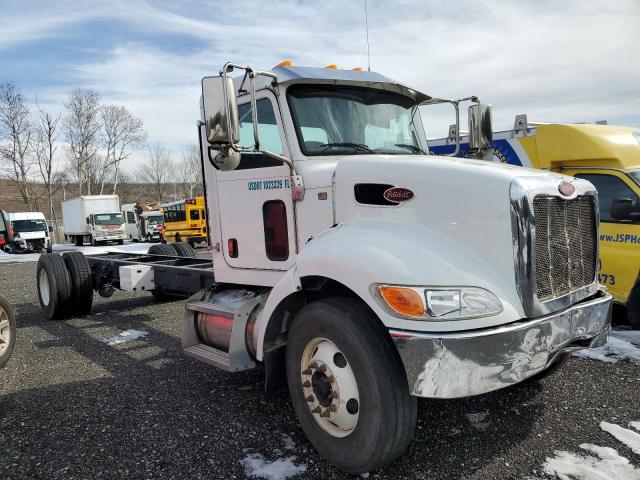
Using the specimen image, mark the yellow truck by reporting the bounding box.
[429,119,640,326]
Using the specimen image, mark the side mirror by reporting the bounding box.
[48,225,53,232]
[611,198,640,221]
[86,216,90,224]
[202,76,239,146]
[468,103,493,151]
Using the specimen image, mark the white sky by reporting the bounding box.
[1,0,639,173]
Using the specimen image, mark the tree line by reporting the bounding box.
[0,82,203,224]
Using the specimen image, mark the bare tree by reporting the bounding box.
[32,102,61,240]
[99,104,146,194]
[0,82,33,208]
[136,143,173,202]
[176,145,202,199]
[64,88,101,195]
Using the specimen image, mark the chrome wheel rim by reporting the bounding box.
[39,269,50,306]
[0,305,10,354]
[300,337,360,438]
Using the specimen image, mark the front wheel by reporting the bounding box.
[0,294,16,368]
[627,282,640,329]
[286,298,416,474]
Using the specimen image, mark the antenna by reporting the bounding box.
[364,0,371,71]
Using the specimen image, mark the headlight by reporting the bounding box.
[375,285,502,320]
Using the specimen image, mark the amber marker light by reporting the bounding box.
[377,286,425,318]
[324,64,338,69]
[276,60,294,67]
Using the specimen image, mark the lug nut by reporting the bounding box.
[312,406,322,414]
[320,409,331,418]
[329,391,338,399]
[302,368,312,375]
[303,380,312,387]
[323,375,335,384]
[306,395,315,403]
[330,404,338,412]
[309,361,318,369]
[318,364,327,373]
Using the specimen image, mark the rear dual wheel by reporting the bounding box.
[286,298,417,474]
[37,253,93,320]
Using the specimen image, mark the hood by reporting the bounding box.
[331,155,587,306]
[14,231,47,240]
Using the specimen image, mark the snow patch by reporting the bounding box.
[104,329,149,345]
[543,443,640,480]
[631,422,640,432]
[241,433,307,480]
[601,422,640,455]
[573,331,640,364]
[240,454,307,480]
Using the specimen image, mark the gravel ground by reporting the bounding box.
[1,258,639,479]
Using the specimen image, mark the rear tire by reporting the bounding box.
[0,294,16,368]
[286,298,417,474]
[74,236,83,247]
[148,244,175,256]
[171,242,195,258]
[63,252,93,316]
[175,232,182,243]
[37,253,73,320]
[117,239,124,245]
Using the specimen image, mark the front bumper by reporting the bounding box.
[390,289,612,399]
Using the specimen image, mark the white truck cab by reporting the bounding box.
[35,62,612,474]
[183,62,612,472]
[4,212,50,253]
[122,203,163,242]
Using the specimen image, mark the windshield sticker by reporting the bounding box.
[248,179,291,191]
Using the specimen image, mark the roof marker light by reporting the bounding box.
[276,60,294,67]
[352,67,363,72]
[324,64,338,70]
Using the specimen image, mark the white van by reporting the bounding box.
[5,212,51,253]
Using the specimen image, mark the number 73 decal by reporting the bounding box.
[598,273,616,286]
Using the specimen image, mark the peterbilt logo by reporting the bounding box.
[383,187,415,204]
[558,181,576,197]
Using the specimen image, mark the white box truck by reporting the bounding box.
[62,195,126,246]
[36,62,612,474]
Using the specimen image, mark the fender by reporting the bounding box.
[255,218,525,360]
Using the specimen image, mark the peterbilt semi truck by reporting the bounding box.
[62,195,126,246]
[35,62,612,474]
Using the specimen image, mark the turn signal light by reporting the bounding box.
[324,64,338,69]
[352,67,363,71]
[276,60,294,67]
[377,286,425,318]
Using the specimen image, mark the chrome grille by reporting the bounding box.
[533,196,596,301]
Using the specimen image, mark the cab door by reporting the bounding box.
[567,169,640,303]
[214,91,295,271]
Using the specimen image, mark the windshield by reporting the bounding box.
[287,84,425,155]
[94,213,124,225]
[147,215,164,225]
[12,219,47,232]
[629,170,640,187]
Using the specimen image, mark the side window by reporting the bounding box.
[576,174,639,221]
[190,209,200,220]
[263,200,289,261]
[126,211,136,224]
[236,98,284,169]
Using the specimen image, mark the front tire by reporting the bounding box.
[286,298,416,474]
[0,294,16,368]
[627,282,640,329]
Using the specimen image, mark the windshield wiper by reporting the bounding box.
[321,142,375,154]
[394,143,425,154]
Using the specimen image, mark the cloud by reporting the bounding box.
[1,0,639,171]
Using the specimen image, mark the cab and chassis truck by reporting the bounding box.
[35,63,612,474]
